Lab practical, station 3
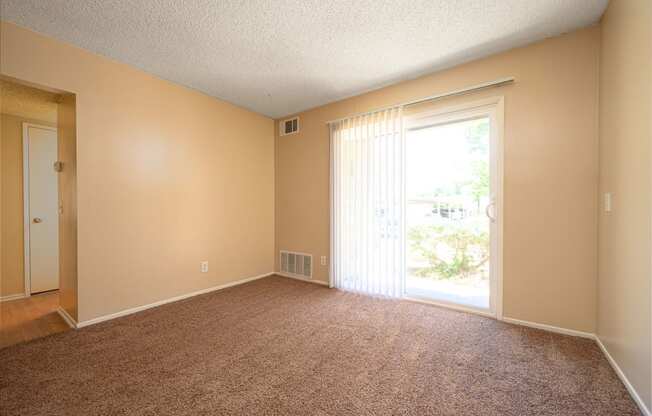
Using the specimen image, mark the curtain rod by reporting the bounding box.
[326,77,515,124]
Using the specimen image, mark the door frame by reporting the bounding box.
[22,122,59,297]
[402,96,504,320]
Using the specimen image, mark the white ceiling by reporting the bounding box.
[1,0,608,118]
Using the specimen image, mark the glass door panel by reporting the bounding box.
[405,116,492,311]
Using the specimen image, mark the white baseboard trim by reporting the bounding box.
[76,272,274,328]
[0,293,27,303]
[276,272,329,286]
[595,336,651,416]
[501,316,595,339]
[0,293,27,302]
[56,306,78,329]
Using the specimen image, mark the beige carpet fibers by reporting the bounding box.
[0,276,640,415]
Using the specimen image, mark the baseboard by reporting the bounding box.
[276,272,329,286]
[76,272,274,328]
[501,316,595,339]
[0,293,27,303]
[56,306,78,329]
[595,337,651,416]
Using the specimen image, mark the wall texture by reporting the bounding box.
[598,0,652,411]
[0,113,56,297]
[275,26,600,333]
[0,22,275,322]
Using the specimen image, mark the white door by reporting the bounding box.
[24,124,59,294]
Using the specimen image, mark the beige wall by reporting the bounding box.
[1,113,56,296]
[0,22,275,322]
[598,0,652,410]
[276,26,600,333]
[57,94,78,320]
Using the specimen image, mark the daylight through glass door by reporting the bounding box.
[405,115,493,311]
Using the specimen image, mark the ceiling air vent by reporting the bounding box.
[280,117,299,136]
[280,250,312,279]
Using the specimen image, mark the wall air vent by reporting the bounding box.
[280,117,299,136]
[280,250,312,279]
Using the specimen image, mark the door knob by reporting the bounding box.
[32,217,43,223]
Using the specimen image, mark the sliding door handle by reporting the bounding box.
[485,200,496,223]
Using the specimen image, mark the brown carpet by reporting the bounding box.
[0,276,640,415]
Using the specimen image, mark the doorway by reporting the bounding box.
[404,99,503,317]
[1,77,78,348]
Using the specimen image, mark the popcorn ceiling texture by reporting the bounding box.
[0,0,608,118]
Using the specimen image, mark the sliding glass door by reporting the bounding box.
[330,99,502,316]
[404,103,501,316]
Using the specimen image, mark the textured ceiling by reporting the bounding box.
[0,1,608,118]
[1,79,59,123]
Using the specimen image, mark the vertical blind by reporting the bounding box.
[330,107,405,297]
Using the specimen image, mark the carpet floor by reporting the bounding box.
[0,276,641,415]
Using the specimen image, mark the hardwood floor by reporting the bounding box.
[0,291,70,349]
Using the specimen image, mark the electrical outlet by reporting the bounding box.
[320,256,327,266]
[200,261,209,273]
